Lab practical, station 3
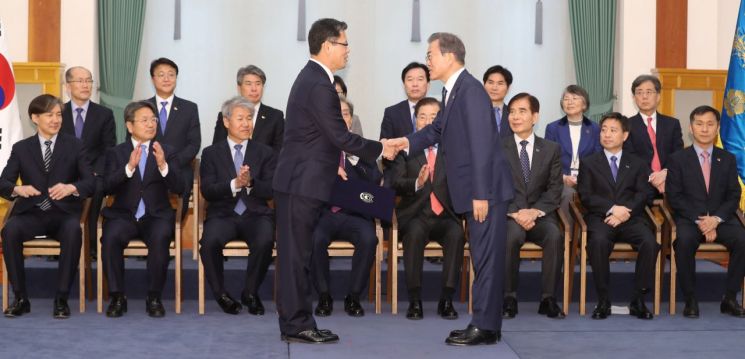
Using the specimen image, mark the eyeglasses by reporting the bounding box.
[133,118,158,125]
[329,41,349,47]
[562,96,582,103]
[154,73,177,80]
[68,79,94,85]
[634,90,657,97]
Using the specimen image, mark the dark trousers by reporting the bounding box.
[675,220,745,299]
[1,208,82,298]
[275,191,324,335]
[466,201,507,332]
[400,207,464,300]
[101,215,173,296]
[586,215,659,299]
[88,178,105,255]
[505,215,563,299]
[200,214,275,298]
[311,211,377,297]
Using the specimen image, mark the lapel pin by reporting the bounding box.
[625,165,630,169]
[535,148,540,152]
[717,158,721,162]
[261,115,266,119]
[174,106,178,111]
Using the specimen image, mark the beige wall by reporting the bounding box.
[0,0,29,62]
[615,0,656,116]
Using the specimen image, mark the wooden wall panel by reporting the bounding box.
[656,0,688,68]
[28,0,61,62]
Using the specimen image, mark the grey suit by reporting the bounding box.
[502,135,564,299]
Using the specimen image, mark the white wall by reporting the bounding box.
[60,0,98,102]
[132,0,575,145]
[615,0,656,116]
[0,0,28,62]
[716,0,740,70]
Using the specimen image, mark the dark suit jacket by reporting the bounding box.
[577,151,654,220]
[407,69,514,213]
[623,113,683,170]
[493,104,513,138]
[380,100,414,140]
[0,133,94,215]
[102,141,184,221]
[200,139,276,219]
[502,135,563,216]
[61,101,116,175]
[666,146,740,225]
[273,60,382,202]
[146,96,201,180]
[211,103,285,153]
[544,116,602,175]
[391,148,457,226]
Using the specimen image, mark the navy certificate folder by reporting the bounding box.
[327,176,395,222]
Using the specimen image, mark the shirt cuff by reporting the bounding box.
[159,164,169,177]
[230,179,240,197]
[125,165,135,178]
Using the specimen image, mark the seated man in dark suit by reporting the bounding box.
[61,66,117,254]
[380,62,430,139]
[391,97,464,320]
[311,96,382,318]
[101,101,184,318]
[211,65,285,153]
[333,76,364,136]
[200,96,277,315]
[623,74,683,194]
[483,65,514,137]
[501,93,564,319]
[146,57,200,216]
[666,105,745,318]
[0,94,94,318]
[577,112,658,320]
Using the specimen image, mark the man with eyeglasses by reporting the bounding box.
[61,66,116,257]
[146,57,201,217]
[623,74,683,194]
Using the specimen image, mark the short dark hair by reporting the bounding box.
[508,92,540,113]
[236,65,266,85]
[123,101,157,123]
[428,32,466,64]
[401,62,430,83]
[599,112,629,132]
[561,84,590,111]
[28,94,63,119]
[149,57,179,77]
[631,74,661,94]
[308,18,348,55]
[482,65,513,86]
[333,75,347,96]
[689,105,721,124]
[414,97,440,117]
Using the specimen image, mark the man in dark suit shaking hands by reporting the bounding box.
[273,18,395,344]
[387,33,515,346]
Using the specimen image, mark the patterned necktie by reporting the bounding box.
[427,146,444,215]
[610,155,619,182]
[38,140,53,211]
[74,108,84,139]
[332,152,345,213]
[519,140,531,184]
[135,144,147,219]
[441,87,448,107]
[647,117,662,172]
[701,150,711,193]
[159,101,169,134]
[495,107,502,133]
[233,144,247,215]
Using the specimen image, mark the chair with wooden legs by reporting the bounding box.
[190,159,200,260]
[96,194,183,313]
[661,202,745,314]
[2,198,91,312]
[572,197,663,315]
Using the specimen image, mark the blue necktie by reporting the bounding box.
[135,144,147,219]
[494,107,502,133]
[233,144,246,215]
[74,108,84,139]
[519,140,531,184]
[610,156,618,182]
[159,101,168,133]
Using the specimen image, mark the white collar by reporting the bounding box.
[309,58,334,83]
[155,94,175,107]
[130,138,151,149]
[444,67,466,94]
[514,132,535,147]
[227,137,248,151]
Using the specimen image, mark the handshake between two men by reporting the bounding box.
[380,137,410,161]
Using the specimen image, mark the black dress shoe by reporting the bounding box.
[241,293,264,315]
[315,294,333,317]
[53,297,70,319]
[3,297,30,318]
[720,297,745,317]
[406,300,423,320]
[591,299,611,320]
[217,293,242,315]
[449,324,473,338]
[106,294,128,318]
[629,298,653,320]
[445,326,500,346]
[145,296,166,318]
[502,296,518,319]
[343,295,364,317]
[281,329,339,344]
[683,297,699,318]
[538,297,565,319]
[437,298,458,320]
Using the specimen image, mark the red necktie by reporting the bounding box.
[647,117,662,172]
[332,152,345,213]
[427,147,444,215]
